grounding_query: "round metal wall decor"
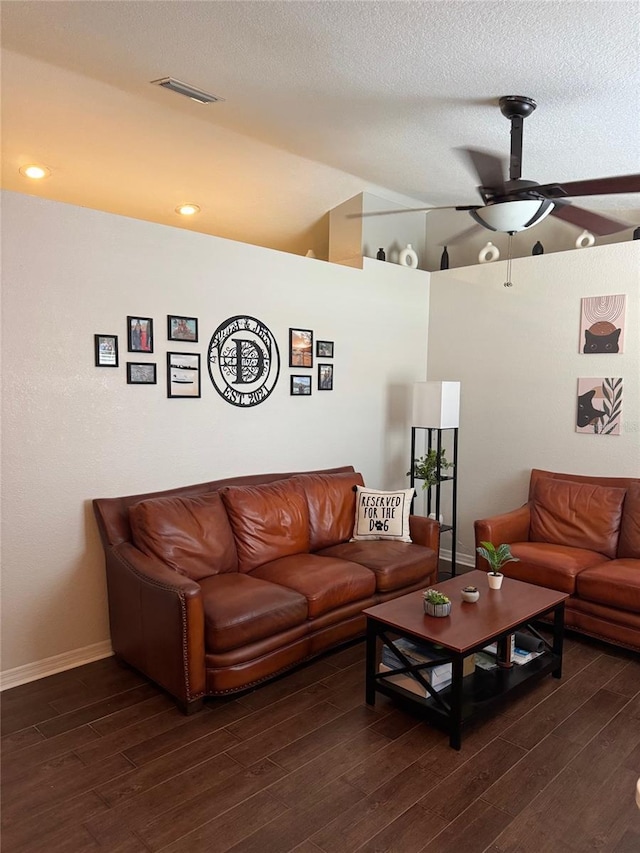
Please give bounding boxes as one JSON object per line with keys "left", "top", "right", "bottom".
{"left": 208, "top": 315, "right": 280, "bottom": 407}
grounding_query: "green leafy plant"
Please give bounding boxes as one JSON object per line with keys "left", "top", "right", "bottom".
{"left": 423, "top": 589, "right": 450, "bottom": 605}
{"left": 408, "top": 449, "right": 453, "bottom": 489}
{"left": 476, "top": 541, "right": 519, "bottom": 575}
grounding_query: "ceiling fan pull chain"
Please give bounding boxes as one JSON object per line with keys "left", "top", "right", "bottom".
{"left": 504, "top": 232, "right": 514, "bottom": 287}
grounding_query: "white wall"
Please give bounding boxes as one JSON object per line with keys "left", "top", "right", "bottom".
{"left": 1, "top": 191, "right": 430, "bottom": 677}
{"left": 427, "top": 241, "right": 640, "bottom": 566}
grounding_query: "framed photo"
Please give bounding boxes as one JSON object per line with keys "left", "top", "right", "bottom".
{"left": 289, "top": 328, "right": 313, "bottom": 368}
{"left": 290, "top": 375, "right": 312, "bottom": 396}
{"left": 127, "top": 316, "right": 154, "bottom": 353}
{"left": 316, "top": 340, "right": 334, "bottom": 358}
{"left": 127, "top": 362, "right": 157, "bottom": 385}
{"left": 318, "top": 363, "right": 334, "bottom": 391}
{"left": 167, "top": 351, "right": 201, "bottom": 398}
{"left": 94, "top": 334, "right": 119, "bottom": 367}
{"left": 168, "top": 314, "right": 198, "bottom": 343}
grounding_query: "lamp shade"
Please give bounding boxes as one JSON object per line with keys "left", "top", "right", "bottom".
{"left": 413, "top": 381, "right": 460, "bottom": 428}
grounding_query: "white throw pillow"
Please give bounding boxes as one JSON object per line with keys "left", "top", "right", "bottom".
{"left": 351, "top": 486, "right": 414, "bottom": 542}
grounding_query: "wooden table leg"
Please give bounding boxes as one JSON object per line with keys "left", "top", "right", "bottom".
{"left": 552, "top": 603, "right": 565, "bottom": 678}
{"left": 449, "top": 654, "right": 464, "bottom": 750}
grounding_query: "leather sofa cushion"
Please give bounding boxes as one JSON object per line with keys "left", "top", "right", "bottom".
{"left": 221, "top": 479, "right": 310, "bottom": 573}
{"left": 618, "top": 483, "right": 640, "bottom": 559}
{"left": 317, "top": 540, "right": 436, "bottom": 592}
{"left": 129, "top": 492, "right": 237, "bottom": 580}
{"left": 530, "top": 477, "right": 626, "bottom": 559}
{"left": 577, "top": 560, "right": 640, "bottom": 614}
{"left": 250, "top": 553, "right": 376, "bottom": 618}
{"left": 199, "top": 573, "right": 308, "bottom": 652}
{"left": 505, "top": 542, "right": 608, "bottom": 594}
{"left": 294, "top": 470, "right": 364, "bottom": 550}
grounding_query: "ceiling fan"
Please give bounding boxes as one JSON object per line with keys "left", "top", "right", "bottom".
{"left": 362, "top": 95, "right": 640, "bottom": 237}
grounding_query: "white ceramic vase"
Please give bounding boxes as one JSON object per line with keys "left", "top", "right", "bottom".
{"left": 487, "top": 573, "right": 504, "bottom": 590}
{"left": 575, "top": 230, "right": 595, "bottom": 248}
{"left": 479, "top": 241, "right": 500, "bottom": 263}
{"left": 399, "top": 243, "right": 419, "bottom": 268}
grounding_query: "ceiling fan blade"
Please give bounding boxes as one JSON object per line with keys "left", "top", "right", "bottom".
{"left": 550, "top": 202, "right": 633, "bottom": 235}
{"left": 458, "top": 148, "right": 507, "bottom": 195}
{"left": 440, "top": 223, "right": 484, "bottom": 246}
{"left": 347, "top": 205, "right": 478, "bottom": 219}
{"left": 504, "top": 173, "right": 640, "bottom": 200}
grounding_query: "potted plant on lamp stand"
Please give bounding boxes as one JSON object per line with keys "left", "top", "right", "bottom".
{"left": 476, "top": 541, "right": 519, "bottom": 589}
{"left": 408, "top": 449, "right": 453, "bottom": 523}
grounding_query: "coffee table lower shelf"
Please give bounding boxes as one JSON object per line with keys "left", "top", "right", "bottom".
{"left": 373, "top": 650, "right": 561, "bottom": 745}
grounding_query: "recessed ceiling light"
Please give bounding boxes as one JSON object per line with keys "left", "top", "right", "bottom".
{"left": 151, "top": 77, "right": 225, "bottom": 105}
{"left": 19, "top": 164, "right": 51, "bottom": 180}
{"left": 175, "top": 203, "right": 201, "bottom": 216}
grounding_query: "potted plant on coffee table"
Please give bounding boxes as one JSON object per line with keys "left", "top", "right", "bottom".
{"left": 476, "top": 541, "right": 519, "bottom": 589}
{"left": 423, "top": 589, "right": 452, "bottom": 617}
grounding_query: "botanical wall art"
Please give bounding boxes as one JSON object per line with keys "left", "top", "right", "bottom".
{"left": 208, "top": 315, "right": 280, "bottom": 407}
{"left": 127, "top": 316, "right": 154, "bottom": 353}
{"left": 167, "top": 352, "right": 201, "bottom": 398}
{"left": 94, "top": 334, "right": 118, "bottom": 367}
{"left": 579, "top": 294, "right": 625, "bottom": 354}
{"left": 576, "top": 377, "right": 622, "bottom": 435}
{"left": 289, "top": 328, "right": 313, "bottom": 367}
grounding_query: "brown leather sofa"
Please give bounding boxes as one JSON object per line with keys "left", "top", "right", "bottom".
{"left": 93, "top": 466, "right": 440, "bottom": 712}
{"left": 474, "top": 469, "right": 640, "bottom": 653}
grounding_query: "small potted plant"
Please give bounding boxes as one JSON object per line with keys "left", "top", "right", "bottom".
{"left": 461, "top": 585, "right": 480, "bottom": 603}
{"left": 423, "top": 589, "right": 451, "bottom": 617}
{"left": 476, "top": 541, "right": 519, "bottom": 589}
{"left": 408, "top": 449, "right": 453, "bottom": 490}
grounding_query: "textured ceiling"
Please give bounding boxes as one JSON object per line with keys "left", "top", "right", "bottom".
{"left": 1, "top": 0, "right": 639, "bottom": 256}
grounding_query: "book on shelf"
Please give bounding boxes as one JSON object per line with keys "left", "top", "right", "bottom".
{"left": 512, "top": 646, "right": 543, "bottom": 665}
{"left": 380, "top": 638, "right": 475, "bottom": 685}
{"left": 378, "top": 663, "right": 451, "bottom": 697}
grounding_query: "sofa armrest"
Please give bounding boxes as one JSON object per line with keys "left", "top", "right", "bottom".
{"left": 409, "top": 514, "right": 441, "bottom": 554}
{"left": 474, "top": 504, "right": 531, "bottom": 570}
{"left": 104, "top": 542, "right": 206, "bottom": 710}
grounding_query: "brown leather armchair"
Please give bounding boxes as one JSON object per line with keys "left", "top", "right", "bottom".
{"left": 475, "top": 469, "right": 640, "bottom": 652}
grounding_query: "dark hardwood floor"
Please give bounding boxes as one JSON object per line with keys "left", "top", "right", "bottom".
{"left": 2, "top": 632, "right": 640, "bottom": 853}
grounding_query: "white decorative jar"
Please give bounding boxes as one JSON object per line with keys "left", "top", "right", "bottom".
{"left": 461, "top": 586, "right": 480, "bottom": 603}
{"left": 399, "top": 243, "right": 419, "bottom": 268}
{"left": 575, "top": 230, "right": 595, "bottom": 248}
{"left": 479, "top": 241, "right": 500, "bottom": 263}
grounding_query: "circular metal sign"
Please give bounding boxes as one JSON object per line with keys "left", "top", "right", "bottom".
{"left": 208, "top": 315, "right": 280, "bottom": 407}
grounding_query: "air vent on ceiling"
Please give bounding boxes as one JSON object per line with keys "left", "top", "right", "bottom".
{"left": 151, "top": 77, "right": 225, "bottom": 105}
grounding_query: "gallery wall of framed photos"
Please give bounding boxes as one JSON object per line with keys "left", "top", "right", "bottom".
{"left": 95, "top": 315, "right": 338, "bottom": 399}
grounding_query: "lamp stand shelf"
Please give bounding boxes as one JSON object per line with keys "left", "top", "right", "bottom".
{"left": 410, "top": 426, "right": 458, "bottom": 578}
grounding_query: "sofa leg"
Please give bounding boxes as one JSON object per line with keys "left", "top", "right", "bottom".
{"left": 178, "top": 697, "right": 204, "bottom": 715}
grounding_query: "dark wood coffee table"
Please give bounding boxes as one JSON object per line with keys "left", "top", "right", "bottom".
{"left": 364, "top": 570, "right": 569, "bottom": 749}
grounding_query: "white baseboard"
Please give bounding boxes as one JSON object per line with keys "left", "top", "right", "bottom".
{"left": 0, "top": 640, "right": 113, "bottom": 691}
{"left": 440, "top": 549, "right": 475, "bottom": 570}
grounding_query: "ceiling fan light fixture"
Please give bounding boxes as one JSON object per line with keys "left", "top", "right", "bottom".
{"left": 469, "top": 199, "right": 554, "bottom": 233}
{"left": 151, "top": 77, "right": 225, "bottom": 105}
